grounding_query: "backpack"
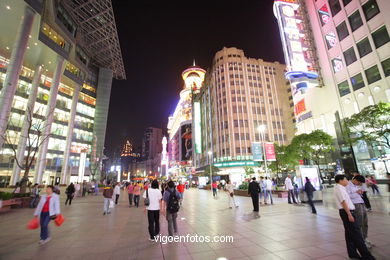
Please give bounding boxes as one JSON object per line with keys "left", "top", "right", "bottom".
{"left": 167, "top": 189, "right": 180, "bottom": 213}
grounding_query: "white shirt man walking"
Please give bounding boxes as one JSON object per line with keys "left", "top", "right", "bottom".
{"left": 284, "top": 174, "right": 297, "bottom": 204}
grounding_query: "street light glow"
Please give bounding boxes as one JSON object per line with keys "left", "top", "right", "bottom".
{"left": 257, "top": 124, "right": 266, "bottom": 132}
{"left": 208, "top": 150, "right": 212, "bottom": 155}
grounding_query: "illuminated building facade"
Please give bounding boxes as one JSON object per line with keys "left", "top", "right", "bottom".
{"left": 167, "top": 63, "right": 205, "bottom": 175}
{"left": 274, "top": 0, "right": 390, "bottom": 178}
{"left": 0, "top": 0, "right": 125, "bottom": 186}
{"left": 192, "top": 47, "right": 295, "bottom": 184}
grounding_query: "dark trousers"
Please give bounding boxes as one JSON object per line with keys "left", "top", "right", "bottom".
{"left": 371, "top": 185, "right": 380, "bottom": 195}
{"left": 65, "top": 194, "right": 73, "bottom": 205}
{"left": 40, "top": 212, "right": 51, "bottom": 240}
{"left": 134, "top": 195, "right": 140, "bottom": 207}
{"left": 147, "top": 210, "right": 160, "bottom": 239}
{"left": 362, "top": 192, "right": 371, "bottom": 210}
{"left": 306, "top": 193, "right": 316, "bottom": 213}
{"left": 30, "top": 196, "right": 39, "bottom": 208}
{"left": 212, "top": 188, "right": 217, "bottom": 197}
{"left": 288, "top": 190, "right": 297, "bottom": 204}
{"left": 115, "top": 194, "right": 119, "bottom": 204}
{"left": 128, "top": 193, "right": 133, "bottom": 206}
{"left": 82, "top": 188, "right": 86, "bottom": 196}
{"left": 339, "top": 209, "right": 375, "bottom": 260}
{"left": 250, "top": 193, "right": 259, "bottom": 212}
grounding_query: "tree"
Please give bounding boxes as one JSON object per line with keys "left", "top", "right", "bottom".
{"left": 268, "top": 143, "right": 299, "bottom": 173}
{"left": 243, "top": 166, "right": 255, "bottom": 177}
{"left": 0, "top": 107, "right": 53, "bottom": 193}
{"left": 344, "top": 102, "right": 390, "bottom": 149}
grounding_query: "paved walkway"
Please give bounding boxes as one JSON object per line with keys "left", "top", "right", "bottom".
{"left": 0, "top": 187, "right": 389, "bottom": 260}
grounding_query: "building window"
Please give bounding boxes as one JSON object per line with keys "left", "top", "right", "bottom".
{"left": 318, "top": 5, "right": 331, "bottom": 26}
{"left": 372, "top": 26, "right": 390, "bottom": 48}
{"left": 336, "top": 22, "right": 349, "bottom": 41}
{"left": 332, "top": 57, "right": 343, "bottom": 72}
{"left": 338, "top": 80, "right": 350, "bottom": 96}
{"left": 342, "top": 0, "right": 352, "bottom": 6}
{"left": 365, "top": 65, "right": 381, "bottom": 84}
{"left": 356, "top": 38, "right": 372, "bottom": 58}
{"left": 350, "top": 73, "right": 365, "bottom": 91}
{"left": 343, "top": 47, "right": 357, "bottom": 66}
{"left": 348, "top": 11, "right": 363, "bottom": 32}
{"left": 325, "top": 32, "right": 337, "bottom": 49}
{"left": 328, "top": 0, "right": 342, "bottom": 16}
{"left": 362, "top": 0, "right": 380, "bottom": 21}
{"left": 381, "top": 57, "right": 390, "bottom": 77}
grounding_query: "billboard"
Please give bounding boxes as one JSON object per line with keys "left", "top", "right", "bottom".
{"left": 194, "top": 101, "right": 202, "bottom": 154}
{"left": 252, "top": 142, "right": 263, "bottom": 161}
{"left": 181, "top": 123, "right": 192, "bottom": 161}
{"left": 265, "top": 143, "right": 276, "bottom": 161}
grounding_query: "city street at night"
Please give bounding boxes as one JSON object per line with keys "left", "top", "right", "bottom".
{"left": 1, "top": 188, "right": 389, "bottom": 260}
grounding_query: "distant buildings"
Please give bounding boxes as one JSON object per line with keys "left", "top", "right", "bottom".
{"left": 142, "top": 127, "right": 162, "bottom": 160}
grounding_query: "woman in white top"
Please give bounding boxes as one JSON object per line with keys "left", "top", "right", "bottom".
{"left": 143, "top": 180, "right": 162, "bottom": 241}
{"left": 225, "top": 180, "right": 238, "bottom": 209}
{"left": 113, "top": 183, "right": 121, "bottom": 205}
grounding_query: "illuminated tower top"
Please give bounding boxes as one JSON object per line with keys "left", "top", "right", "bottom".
{"left": 120, "top": 140, "right": 133, "bottom": 157}
{"left": 181, "top": 62, "right": 206, "bottom": 94}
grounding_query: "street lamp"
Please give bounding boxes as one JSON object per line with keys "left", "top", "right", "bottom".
{"left": 257, "top": 125, "right": 268, "bottom": 177}
{"left": 208, "top": 151, "right": 213, "bottom": 187}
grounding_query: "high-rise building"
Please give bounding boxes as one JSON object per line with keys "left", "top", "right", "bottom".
{"left": 274, "top": 0, "right": 390, "bottom": 178}
{"left": 167, "top": 63, "right": 205, "bottom": 176}
{"left": 0, "top": 0, "right": 125, "bottom": 186}
{"left": 142, "top": 127, "right": 162, "bottom": 160}
{"left": 192, "top": 47, "right": 295, "bottom": 183}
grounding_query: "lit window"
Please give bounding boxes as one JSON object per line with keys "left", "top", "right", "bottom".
{"left": 371, "top": 26, "right": 390, "bottom": 48}
{"left": 350, "top": 73, "right": 365, "bottom": 91}
{"left": 365, "top": 65, "right": 381, "bottom": 84}
{"left": 362, "top": 0, "right": 380, "bottom": 21}
{"left": 356, "top": 38, "right": 372, "bottom": 58}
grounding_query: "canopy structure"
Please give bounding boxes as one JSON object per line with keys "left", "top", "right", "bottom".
{"left": 62, "top": 0, "right": 126, "bottom": 79}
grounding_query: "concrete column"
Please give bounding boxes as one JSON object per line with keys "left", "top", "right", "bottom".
{"left": 60, "top": 84, "right": 81, "bottom": 184}
{"left": 34, "top": 55, "right": 65, "bottom": 184}
{"left": 0, "top": 6, "right": 36, "bottom": 148}
{"left": 10, "top": 65, "right": 43, "bottom": 185}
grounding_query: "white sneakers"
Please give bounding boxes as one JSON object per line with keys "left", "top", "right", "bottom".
{"left": 39, "top": 237, "right": 51, "bottom": 245}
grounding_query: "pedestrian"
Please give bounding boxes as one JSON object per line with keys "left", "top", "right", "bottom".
{"left": 102, "top": 181, "right": 113, "bottom": 215}
{"left": 265, "top": 177, "right": 273, "bottom": 205}
{"left": 220, "top": 179, "right": 226, "bottom": 190}
{"left": 33, "top": 185, "right": 61, "bottom": 245}
{"left": 212, "top": 181, "right": 218, "bottom": 198}
{"left": 114, "top": 182, "right": 121, "bottom": 205}
{"left": 13, "top": 182, "right": 21, "bottom": 194}
{"left": 334, "top": 175, "right": 376, "bottom": 260}
{"left": 259, "top": 177, "right": 267, "bottom": 204}
{"left": 225, "top": 180, "right": 238, "bottom": 208}
{"left": 285, "top": 174, "right": 297, "bottom": 204}
{"left": 368, "top": 175, "right": 380, "bottom": 195}
{"left": 347, "top": 175, "right": 374, "bottom": 248}
{"left": 75, "top": 182, "right": 80, "bottom": 197}
{"left": 304, "top": 177, "right": 317, "bottom": 214}
{"left": 65, "top": 183, "right": 75, "bottom": 206}
{"left": 177, "top": 182, "right": 185, "bottom": 204}
{"left": 133, "top": 182, "right": 141, "bottom": 207}
{"left": 162, "top": 180, "right": 180, "bottom": 236}
{"left": 248, "top": 177, "right": 261, "bottom": 218}
{"left": 354, "top": 172, "right": 372, "bottom": 211}
{"left": 94, "top": 181, "right": 99, "bottom": 196}
{"left": 143, "top": 180, "right": 162, "bottom": 241}
{"left": 127, "top": 182, "right": 135, "bottom": 207}
{"left": 30, "top": 183, "right": 40, "bottom": 208}
{"left": 82, "top": 181, "right": 87, "bottom": 197}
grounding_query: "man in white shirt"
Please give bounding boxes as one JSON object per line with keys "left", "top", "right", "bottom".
{"left": 143, "top": 180, "right": 162, "bottom": 241}
{"left": 284, "top": 175, "right": 297, "bottom": 204}
{"left": 265, "top": 177, "right": 273, "bottom": 205}
{"left": 334, "top": 175, "right": 375, "bottom": 260}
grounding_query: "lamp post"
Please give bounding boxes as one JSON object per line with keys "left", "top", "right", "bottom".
{"left": 208, "top": 151, "right": 213, "bottom": 187}
{"left": 257, "top": 125, "right": 268, "bottom": 177}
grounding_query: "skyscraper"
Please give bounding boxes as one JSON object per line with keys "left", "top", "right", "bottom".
{"left": 142, "top": 127, "right": 163, "bottom": 160}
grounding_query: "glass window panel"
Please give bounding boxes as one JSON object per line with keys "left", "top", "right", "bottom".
{"left": 343, "top": 47, "right": 357, "bottom": 66}
{"left": 381, "top": 57, "right": 390, "bottom": 77}
{"left": 348, "top": 11, "right": 363, "bottom": 32}
{"left": 336, "top": 22, "right": 349, "bottom": 41}
{"left": 365, "top": 65, "right": 381, "bottom": 84}
{"left": 328, "top": 0, "right": 342, "bottom": 16}
{"left": 338, "top": 80, "right": 350, "bottom": 97}
{"left": 362, "top": 0, "right": 380, "bottom": 21}
{"left": 357, "top": 38, "right": 372, "bottom": 58}
{"left": 372, "top": 26, "right": 390, "bottom": 48}
{"left": 350, "top": 73, "right": 365, "bottom": 91}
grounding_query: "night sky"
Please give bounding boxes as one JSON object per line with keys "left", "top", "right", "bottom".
{"left": 105, "top": 0, "right": 285, "bottom": 157}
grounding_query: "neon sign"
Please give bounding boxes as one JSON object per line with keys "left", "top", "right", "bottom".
{"left": 194, "top": 102, "right": 202, "bottom": 154}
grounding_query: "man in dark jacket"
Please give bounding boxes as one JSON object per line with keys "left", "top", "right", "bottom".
{"left": 248, "top": 177, "right": 261, "bottom": 217}
{"left": 103, "top": 181, "right": 113, "bottom": 215}
{"left": 304, "top": 177, "right": 317, "bottom": 214}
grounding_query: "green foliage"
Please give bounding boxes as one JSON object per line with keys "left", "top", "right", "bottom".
{"left": 344, "top": 102, "right": 390, "bottom": 149}
{"left": 244, "top": 166, "right": 255, "bottom": 176}
{"left": 0, "top": 192, "right": 30, "bottom": 200}
{"left": 268, "top": 143, "right": 299, "bottom": 173}
{"left": 238, "top": 181, "right": 249, "bottom": 190}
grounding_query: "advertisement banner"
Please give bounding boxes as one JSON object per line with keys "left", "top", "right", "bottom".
{"left": 265, "top": 143, "right": 276, "bottom": 161}
{"left": 252, "top": 142, "right": 263, "bottom": 161}
{"left": 181, "top": 123, "right": 192, "bottom": 161}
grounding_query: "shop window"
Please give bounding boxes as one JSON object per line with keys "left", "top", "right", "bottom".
{"left": 328, "top": 0, "right": 342, "bottom": 16}
{"left": 348, "top": 11, "right": 363, "bottom": 32}
{"left": 365, "top": 65, "right": 381, "bottom": 84}
{"left": 342, "top": 0, "right": 352, "bottom": 6}
{"left": 381, "top": 57, "right": 390, "bottom": 77}
{"left": 372, "top": 26, "right": 390, "bottom": 48}
{"left": 350, "top": 73, "right": 365, "bottom": 91}
{"left": 337, "top": 80, "right": 351, "bottom": 97}
{"left": 356, "top": 38, "right": 372, "bottom": 58}
{"left": 336, "top": 22, "right": 349, "bottom": 41}
{"left": 362, "top": 0, "right": 380, "bottom": 21}
{"left": 343, "top": 47, "right": 357, "bottom": 66}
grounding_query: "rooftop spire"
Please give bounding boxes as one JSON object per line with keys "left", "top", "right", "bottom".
{"left": 193, "top": 59, "right": 196, "bottom": 66}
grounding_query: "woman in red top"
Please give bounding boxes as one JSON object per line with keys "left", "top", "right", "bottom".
{"left": 212, "top": 181, "right": 218, "bottom": 198}
{"left": 177, "top": 183, "right": 185, "bottom": 203}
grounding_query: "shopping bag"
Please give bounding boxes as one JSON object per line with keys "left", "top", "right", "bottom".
{"left": 27, "top": 217, "right": 39, "bottom": 229}
{"left": 54, "top": 214, "right": 65, "bottom": 227}
{"left": 109, "top": 199, "right": 115, "bottom": 209}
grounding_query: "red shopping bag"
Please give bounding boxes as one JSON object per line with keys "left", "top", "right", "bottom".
{"left": 54, "top": 214, "right": 65, "bottom": 226}
{"left": 27, "top": 217, "right": 39, "bottom": 229}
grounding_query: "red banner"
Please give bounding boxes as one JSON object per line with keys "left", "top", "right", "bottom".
{"left": 265, "top": 143, "right": 276, "bottom": 161}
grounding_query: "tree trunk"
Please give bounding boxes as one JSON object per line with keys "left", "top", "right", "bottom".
{"left": 19, "top": 168, "right": 30, "bottom": 194}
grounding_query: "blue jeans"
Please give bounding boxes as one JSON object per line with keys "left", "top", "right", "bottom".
{"left": 30, "top": 196, "right": 39, "bottom": 208}
{"left": 40, "top": 212, "right": 51, "bottom": 240}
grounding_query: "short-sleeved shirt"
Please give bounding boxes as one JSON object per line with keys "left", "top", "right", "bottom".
{"left": 143, "top": 188, "right": 162, "bottom": 210}
{"left": 334, "top": 184, "right": 355, "bottom": 210}
{"left": 346, "top": 181, "right": 364, "bottom": 204}
{"left": 285, "top": 177, "right": 293, "bottom": 190}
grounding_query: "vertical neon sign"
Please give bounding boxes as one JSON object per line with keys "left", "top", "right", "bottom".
{"left": 194, "top": 101, "right": 202, "bottom": 154}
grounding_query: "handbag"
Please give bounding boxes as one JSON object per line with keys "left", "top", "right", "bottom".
{"left": 54, "top": 214, "right": 65, "bottom": 226}
{"left": 109, "top": 199, "right": 115, "bottom": 209}
{"left": 144, "top": 190, "right": 150, "bottom": 206}
{"left": 27, "top": 217, "right": 39, "bottom": 229}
